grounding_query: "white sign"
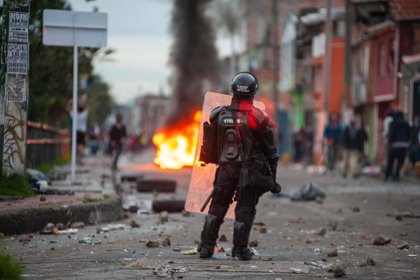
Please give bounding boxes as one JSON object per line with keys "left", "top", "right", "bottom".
{"left": 8, "top": 11, "right": 29, "bottom": 43}
{"left": 43, "top": 9, "right": 107, "bottom": 48}
{"left": 6, "top": 74, "right": 27, "bottom": 102}
{"left": 6, "top": 43, "right": 28, "bottom": 74}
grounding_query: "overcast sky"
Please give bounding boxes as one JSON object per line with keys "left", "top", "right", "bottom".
{"left": 67, "top": 0, "right": 232, "bottom": 104}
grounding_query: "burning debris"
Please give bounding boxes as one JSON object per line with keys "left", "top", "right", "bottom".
{"left": 153, "top": 0, "right": 220, "bottom": 169}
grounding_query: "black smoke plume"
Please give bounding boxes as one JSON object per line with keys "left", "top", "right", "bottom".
{"left": 167, "top": 0, "right": 220, "bottom": 125}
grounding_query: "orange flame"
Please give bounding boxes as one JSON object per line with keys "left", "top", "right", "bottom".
{"left": 152, "top": 111, "right": 202, "bottom": 169}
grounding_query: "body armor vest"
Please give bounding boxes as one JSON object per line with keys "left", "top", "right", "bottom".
{"left": 217, "top": 106, "right": 256, "bottom": 164}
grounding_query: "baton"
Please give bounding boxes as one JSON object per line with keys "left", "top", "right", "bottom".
{"left": 200, "top": 188, "right": 215, "bottom": 212}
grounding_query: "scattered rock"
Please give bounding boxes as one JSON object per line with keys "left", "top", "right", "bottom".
{"left": 128, "top": 205, "right": 138, "bottom": 213}
{"left": 333, "top": 266, "right": 346, "bottom": 277}
{"left": 146, "top": 240, "right": 160, "bottom": 248}
{"left": 400, "top": 232, "right": 408, "bottom": 237}
{"left": 70, "top": 222, "right": 85, "bottom": 229}
{"left": 305, "top": 239, "right": 313, "bottom": 244}
{"left": 253, "top": 222, "right": 265, "bottom": 227}
{"left": 395, "top": 215, "right": 403, "bottom": 221}
{"left": 182, "top": 210, "right": 191, "bottom": 217}
{"left": 352, "top": 206, "right": 360, "bottom": 213}
{"left": 311, "top": 227, "right": 327, "bottom": 236}
{"left": 397, "top": 242, "right": 409, "bottom": 250}
{"left": 373, "top": 236, "right": 391, "bottom": 246}
{"left": 360, "top": 257, "right": 376, "bottom": 267}
{"left": 130, "top": 220, "right": 140, "bottom": 228}
{"left": 327, "top": 248, "right": 338, "bottom": 257}
{"left": 219, "top": 234, "right": 228, "bottom": 242}
{"left": 96, "top": 227, "right": 102, "bottom": 234}
{"left": 159, "top": 211, "right": 169, "bottom": 223}
{"left": 328, "top": 220, "right": 338, "bottom": 231}
{"left": 328, "top": 266, "right": 346, "bottom": 277}
{"left": 162, "top": 237, "right": 171, "bottom": 247}
{"left": 259, "top": 227, "right": 267, "bottom": 234}
{"left": 79, "top": 237, "right": 92, "bottom": 244}
{"left": 39, "top": 196, "right": 46, "bottom": 202}
{"left": 51, "top": 247, "right": 55, "bottom": 251}
{"left": 249, "top": 240, "right": 259, "bottom": 247}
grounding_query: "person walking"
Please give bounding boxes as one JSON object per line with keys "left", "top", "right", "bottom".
{"left": 109, "top": 113, "right": 127, "bottom": 171}
{"left": 342, "top": 119, "right": 367, "bottom": 178}
{"left": 322, "top": 113, "right": 344, "bottom": 175}
{"left": 385, "top": 111, "right": 410, "bottom": 182}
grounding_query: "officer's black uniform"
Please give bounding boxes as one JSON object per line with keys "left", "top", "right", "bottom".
{"left": 198, "top": 72, "right": 280, "bottom": 260}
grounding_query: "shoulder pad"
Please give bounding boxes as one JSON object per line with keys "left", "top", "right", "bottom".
{"left": 250, "top": 107, "right": 271, "bottom": 128}
{"left": 209, "top": 106, "right": 224, "bottom": 123}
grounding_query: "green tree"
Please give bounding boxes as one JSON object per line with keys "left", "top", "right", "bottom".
{"left": 86, "top": 74, "right": 115, "bottom": 126}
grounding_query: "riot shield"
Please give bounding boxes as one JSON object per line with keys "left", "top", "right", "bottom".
{"left": 185, "top": 92, "right": 266, "bottom": 219}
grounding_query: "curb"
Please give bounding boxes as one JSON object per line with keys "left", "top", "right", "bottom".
{"left": 0, "top": 195, "right": 122, "bottom": 235}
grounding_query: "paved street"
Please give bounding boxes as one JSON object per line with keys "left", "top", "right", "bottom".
{"left": 1, "top": 151, "right": 420, "bottom": 279}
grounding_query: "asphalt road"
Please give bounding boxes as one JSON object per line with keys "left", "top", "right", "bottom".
{"left": 2, "top": 154, "right": 420, "bottom": 279}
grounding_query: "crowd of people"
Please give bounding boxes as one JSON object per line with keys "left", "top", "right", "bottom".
{"left": 292, "top": 111, "right": 420, "bottom": 181}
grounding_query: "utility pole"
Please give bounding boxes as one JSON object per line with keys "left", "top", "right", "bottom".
{"left": 0, "top": 0, "right": 30, "bottom": 175}
{"left": 272, "top": 0, "right": 280, "bottom": 119}
{"left": 344, "top": 0, "right": 352, "bottom": 109}
{"left": 323, "top": 0, "right": 332, "bottom": 114}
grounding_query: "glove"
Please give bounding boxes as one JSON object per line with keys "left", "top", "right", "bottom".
{"left": 270, "top": 182, "right": 282, "bottom": 194}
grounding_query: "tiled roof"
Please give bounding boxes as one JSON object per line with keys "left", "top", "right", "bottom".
{"left": 389, "top": 0, "right": 420, "bottom": 21}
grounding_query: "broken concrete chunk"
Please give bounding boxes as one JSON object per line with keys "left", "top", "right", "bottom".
{"left": 146, "top": 240, "right": 160, "bottom": 248}
{"left": 397, "top": 242, "right": 409, "bottom": 250}
{"left": 249, "top": 240, "right": 259, "bottom": 247}
{"left": 162, "top": 237, "right": 171, "bottom": 247}
{"left": 360, "top": 257, "right": 376, "bottom": 267}
{"left": 373, "top": 236, "right": 392, "bottom": 246}
{"left": 130, "top": 220, "right": 140, "bottom": 228}
{"left": 159, "top": 211, "right": 169, "bottom": 223}
{"left": 328, "top": 266, "right": 346, "bottom": 277}
{"left": 327, "top": 248, "right": 338, "bottom": 257}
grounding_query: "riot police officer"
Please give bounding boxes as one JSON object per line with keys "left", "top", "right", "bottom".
{"left": 198, "top": 72, "right": 281, "bottom": 260}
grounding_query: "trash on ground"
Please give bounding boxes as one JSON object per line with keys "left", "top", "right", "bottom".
{"left": 309, "top": 227, "right": 327, "bottom": 236}
{"left": 70, "top": 222, "right": 85, "bottom": 228}
{"left": 290, "top": 267, "right": 304, "bottom": 274}
{"left": 58, "top": 229, "right": 78, "bottom": 235}
{"left": 181, "top": 248, "right": 198, "bottom": 255}
{"left": 290, "top": 182, "right": 326, "bottom": 201}
{"left": 397, "top": 242, "right": 409, "bottom": 250}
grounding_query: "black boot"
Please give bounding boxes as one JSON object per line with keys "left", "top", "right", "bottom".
{"left": 198, "top": 214, "right": 223, "bottom": 258}
{"left": 232, "top": 221, "right": 254, "bottom": 260}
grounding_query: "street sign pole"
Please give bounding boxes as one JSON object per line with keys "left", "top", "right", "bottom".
{"left": 43, "top": 9, "right": 107, "bottom": 184}
{"left": 70, "top": 45, "right": 78, "bottom": 183}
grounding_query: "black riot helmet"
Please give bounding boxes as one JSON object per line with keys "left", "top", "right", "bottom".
{"left": 230, "top": 72, "right": 259, "bottom": 99}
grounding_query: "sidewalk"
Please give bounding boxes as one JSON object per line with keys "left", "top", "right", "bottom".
{"left": 0, "top": 155, "right": 122, "bottom": 235}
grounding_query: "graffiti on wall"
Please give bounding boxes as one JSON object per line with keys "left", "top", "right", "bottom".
{"left": 2, "top": 101, "right": 26, "bottom": 173}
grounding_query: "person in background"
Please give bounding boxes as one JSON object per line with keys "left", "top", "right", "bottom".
{"left": 409, "top": 116, "right": 420, "bottom": 170}
{"left": 383, "top": 109, "right": 394, "bottom": 166}
{"left": 67, "top": 99, "right": 89, "bottom": 165}
{"left": 303, "top": 122, "right": 314, "bottom": 164}
{"left": 109, "top": 113, "right": 127, "bottom": 171}
{"left": 322, "top": 113, "right": 344, "bottom": 175}
{"left": 292, "top": 127, "right": 304, "bottom": 163}
{"left": 88, "top": 123, "right": 100, "bottom": 156}
{"left": 342, "top": 118, "right": 367, "bottom": 178}
{"left": 385, "top": 111, "right": 410, "bottom": 182}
